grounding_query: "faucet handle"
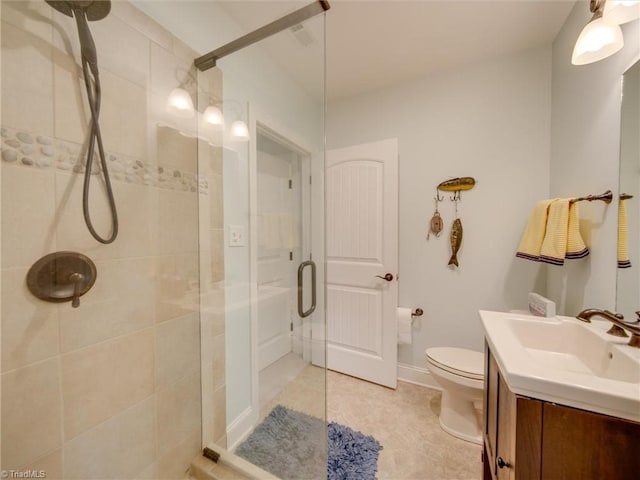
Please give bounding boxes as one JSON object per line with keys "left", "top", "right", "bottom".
{"left": 604, "top": 310, "right": 624, "bottom": 320}
{"left": 606, "top": 324, "right": 629, "bottom": 338}
{"left": 600, "top": 310, "right": 628, "bottom": 337}
{"left": 69, "top": 272, "right": 85, "bottom": 308}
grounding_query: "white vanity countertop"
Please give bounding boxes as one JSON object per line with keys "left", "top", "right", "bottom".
{"left": 479, "top": 310, "right": 640, "bottom": 423}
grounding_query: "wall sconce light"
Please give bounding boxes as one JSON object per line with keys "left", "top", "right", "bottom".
{"left": 203, "top": 105, "right": 224, "bottom": 127}
{"left": 166, "top": 75, "right": 249, "bottom": 141}
{"left": 572, "top": 0, "right": 626, "bottom": 65}
{"left": 604, "top": 0, "right": 640, "bottom": 24}
{"left": 202, "top": 103, "right": 249, "bottom": 141}
{"left": 167, "top": 87, "right": 195, "bottom": 118}
{"left": 222, "top": 100, "right": 250, "bottom": 142}
{"left": 230, "top": 120, "right": 250, "bottom": 142}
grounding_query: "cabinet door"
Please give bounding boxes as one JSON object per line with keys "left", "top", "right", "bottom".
{"left": 515, "top": 397, "right": 542, "bottom": 479}
{"left": 541, "top": 403, "right": 640, "bottom": 479}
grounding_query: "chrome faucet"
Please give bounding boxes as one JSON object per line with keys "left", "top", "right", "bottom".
{"left": 576, "top": 309, "right": 640, "bottom": 348}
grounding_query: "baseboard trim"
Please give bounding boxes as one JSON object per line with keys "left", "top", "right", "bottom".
{"left": 226, "top": 406, "right": 256, "bottom": 451}
{"left": 397, "top": 362, "right": 441, "bottom": 391}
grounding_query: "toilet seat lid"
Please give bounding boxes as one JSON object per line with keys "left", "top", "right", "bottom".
{"left": 425, "top": 347, "right": 484, "bottom": 380}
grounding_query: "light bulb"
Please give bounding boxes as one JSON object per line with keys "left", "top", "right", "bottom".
{"left": 203, "top": 105, "right": 224, "bottom": 126}
{"left": 230, "top": 120, "right": 250, "bottom": 141}
{"left": 167, "top": 88, "right": 194, "bottom": 118}
{"left": 604, "top": 0, "right": 640, "bottom": 24}
{"left": 572, "top": 17, "right": 624, "bottom": 65}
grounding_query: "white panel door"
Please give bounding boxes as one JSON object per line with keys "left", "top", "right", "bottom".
{"left": 256, "top": 149, "right": 301, "bottom": 370}
{"left": 326, "top": 138, "right": 398, "bottom": 388}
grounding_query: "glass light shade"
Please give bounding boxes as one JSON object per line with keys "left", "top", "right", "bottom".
{"left": 166, "top": 88, "right": 194, "bottom": 118}
{"left": 203, "top": 105, "right": 224, "bottom": 126}
{"left": 604, "top": 0, "right": 640, "bottom": 24}
{"left": 572, "top": 17, "right": 624, "bottom": 65}
{"left": 230, "top": 120, "right": 250, "bottom": 141}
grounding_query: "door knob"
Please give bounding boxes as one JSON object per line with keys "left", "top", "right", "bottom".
{"left": 375, "top": 273, "right": 394, "bottom": 281}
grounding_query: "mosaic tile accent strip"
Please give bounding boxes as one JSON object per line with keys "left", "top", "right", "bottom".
{"left": 1, "top": 126, "right": 209, "bottom": 194}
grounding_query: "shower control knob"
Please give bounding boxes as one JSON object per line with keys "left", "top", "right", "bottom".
{"left": 69, "top": 272, "right": 85, "bottom": 308}
{"left": 375, "top": 273, "right": 394, "bottom": 282}
{"left": 26, "top": 251, "right": 97, "bottom": 308}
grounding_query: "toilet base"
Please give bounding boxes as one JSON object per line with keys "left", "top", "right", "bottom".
{"left": 438, "top": 390, "right": 482, "bottom": 445}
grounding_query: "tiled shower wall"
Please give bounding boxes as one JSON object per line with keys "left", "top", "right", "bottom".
{"left": 0, "top": 1, "right": 225, "bottom": 478}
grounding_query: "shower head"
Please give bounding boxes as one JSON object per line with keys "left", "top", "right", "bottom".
{"left": 45, "top": 1, "right": 111, "bottom": 21}
{"left": 45, "top": 0, "right": 110, "bottom": 76}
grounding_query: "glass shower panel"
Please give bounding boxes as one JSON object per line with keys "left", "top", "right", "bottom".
{"left": 197, "top": 4, "right": 327, "bottom": 478}
{"left": 1, "top": 1, "right": 202, "bottom": 478}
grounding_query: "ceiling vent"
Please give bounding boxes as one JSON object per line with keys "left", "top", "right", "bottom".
{"left": 290, "top": 23, "right": 315, "bottom": 47}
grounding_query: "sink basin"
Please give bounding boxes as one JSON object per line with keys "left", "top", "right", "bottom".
{"left": 506, "top": 317, "right": 639, "bottom": 383}
{"left": 480, "top": 310, "right": 640, "bottom": 422}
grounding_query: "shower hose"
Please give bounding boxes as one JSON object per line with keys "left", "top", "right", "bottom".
{"left": 76, "top": 14, "right": 118, "bottom": 244}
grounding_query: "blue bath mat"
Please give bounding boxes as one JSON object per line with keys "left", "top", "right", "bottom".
{"left": 327, "top": 420, "right": 382, "bottom": 480}
{"left": 235, "top": 405, "right": 382, "bottom": 480}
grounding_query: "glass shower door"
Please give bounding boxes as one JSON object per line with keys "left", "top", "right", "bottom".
{"left": 195, "top": 3, "right": 327, "bottom": 479}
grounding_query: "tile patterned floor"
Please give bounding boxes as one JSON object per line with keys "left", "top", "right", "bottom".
{"left": 328, "top": 370, "right": 482, "bottom": 480}
{"left": 260, "top": 363, "right": 482, "bottom": 480}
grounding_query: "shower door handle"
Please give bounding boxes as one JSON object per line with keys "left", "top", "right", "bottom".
{"left": 297, "top": 260, "right": 317, "bottom": 318}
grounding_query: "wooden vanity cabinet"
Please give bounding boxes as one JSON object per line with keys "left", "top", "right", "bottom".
{"left": 482, "top": 344, "right": 640, "bottom": 480}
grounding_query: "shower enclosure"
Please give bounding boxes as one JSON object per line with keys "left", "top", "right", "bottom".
{"left": 0, "top": 1, "right": 327, "bottom": 478}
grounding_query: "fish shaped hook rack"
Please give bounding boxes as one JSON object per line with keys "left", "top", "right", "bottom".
{"left": 431, "top": 177, "right": 476, "bottom": 268}
{"left": 438, "top": 177, "right": 476, "bottom": 201}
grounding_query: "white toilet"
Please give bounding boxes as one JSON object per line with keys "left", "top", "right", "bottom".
{"left": 425, "top": 347, "right": 484, "bottom": 444}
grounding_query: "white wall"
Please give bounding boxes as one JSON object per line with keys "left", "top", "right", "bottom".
{"left": 327, "top": 47, "right": 552, "bottom": 366}
{"left": 548, "top": 3, "right": 640, "bottom": 315}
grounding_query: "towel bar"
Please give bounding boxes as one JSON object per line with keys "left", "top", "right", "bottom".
{"left": 569, "top": 190, "right": 613, "bottom": 205}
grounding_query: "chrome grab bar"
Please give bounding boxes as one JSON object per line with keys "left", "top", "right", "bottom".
{"left": 297, "top": 260, "right": 317, "bottom": 318}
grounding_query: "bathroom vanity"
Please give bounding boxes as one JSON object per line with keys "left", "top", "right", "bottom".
{"left": 480, "top": 311, "right": 640, "bottom": 480}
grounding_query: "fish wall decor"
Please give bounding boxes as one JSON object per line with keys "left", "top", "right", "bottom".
{"left": 427, "top": 193, "right": 444, "bottom": 240}
{"left": 448, "top": 218, "right": 463, "bottom": 267}
{"left": 433, "top": 176, "right": 475, "bottom": 267}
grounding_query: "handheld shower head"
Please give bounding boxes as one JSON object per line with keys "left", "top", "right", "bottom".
{"left": 46, "top": 0, "right": 110, "bottom": 76}
{"left": 45, "top": 1, "right": 111, "bottom": 21}
{"left": 44, "top": 0, "right": 119, "bottom": 244}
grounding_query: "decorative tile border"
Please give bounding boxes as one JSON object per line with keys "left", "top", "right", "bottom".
{"left": 1, "top": 126, "right": 209, "bottom": 194}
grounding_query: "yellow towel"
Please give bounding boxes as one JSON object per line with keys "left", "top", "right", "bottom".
{"left": 566, "top": 202, "right": 589, "bottom": 259}
{"left": 618, "top": 199, "right": 631, "bottom": 268}
{"left": 540, "top": 199, "right": 569, "bottom": 265}
{"left": 516, "top": 199, "right": 555, "bottom": 261}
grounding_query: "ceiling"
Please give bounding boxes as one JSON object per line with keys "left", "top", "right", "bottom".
{"left": 218, "top": 0, "right": 576, "bottom": 102}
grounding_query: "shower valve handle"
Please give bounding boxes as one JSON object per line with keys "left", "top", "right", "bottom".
{"left": 69, "top": 272, "right": 85, "bottom": 308}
